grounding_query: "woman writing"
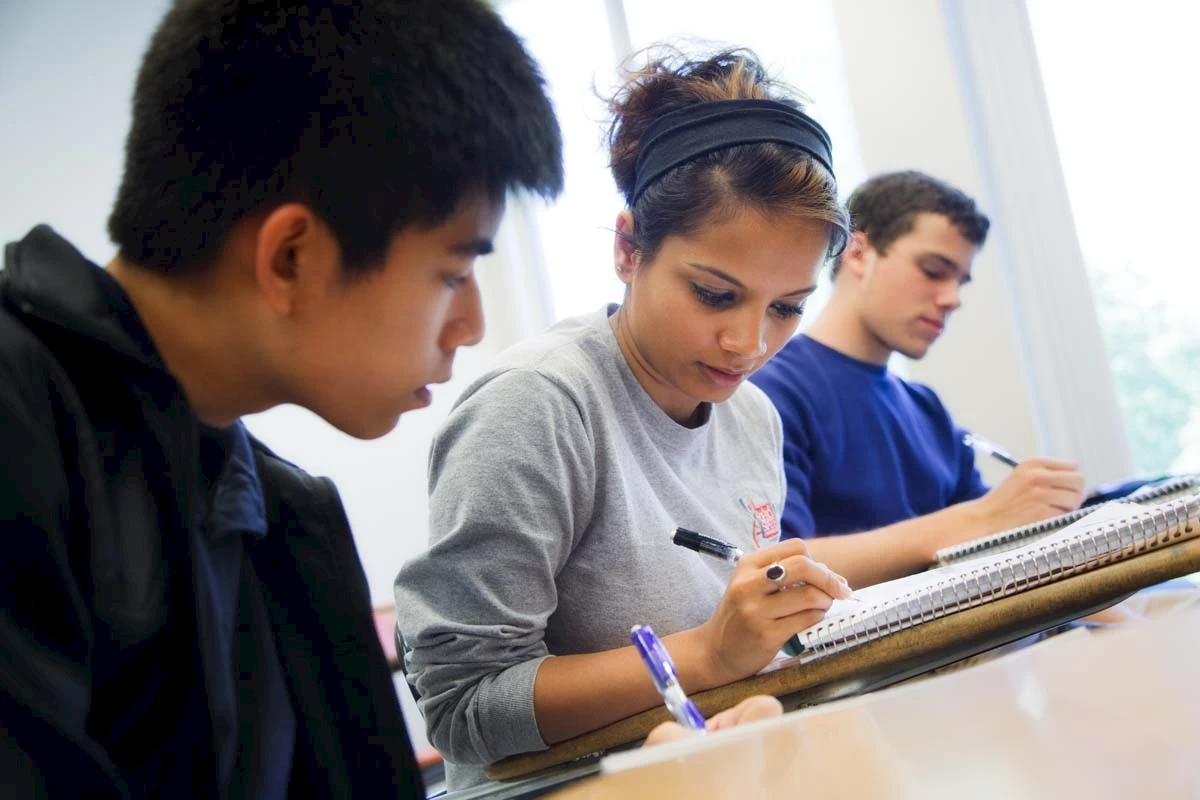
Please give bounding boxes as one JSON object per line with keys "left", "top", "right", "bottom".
{"left": 396, "top": 48, "right": 851, "bottom": 788}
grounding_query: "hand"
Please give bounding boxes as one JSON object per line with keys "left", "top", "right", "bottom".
{"left": 691, "top": 538, "right": 851, "bottom": 686}
{"left": 966, "top": 457, "right": 1086, "bottom": 535}
{"left": 643, "top": 695, "right": 784, "bottom": 746}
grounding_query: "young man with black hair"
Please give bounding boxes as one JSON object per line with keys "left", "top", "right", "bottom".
{"left": 0, "top": 1, "right": 562, "bottom": 796}
{"left": 751, "top": 171, "right": 1087, "bottom": 588}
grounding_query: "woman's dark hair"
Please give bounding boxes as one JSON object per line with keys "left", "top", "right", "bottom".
{"left": 606, "top": 47, "right": 848, "bottom": 263}
{"left": 108, "top": 0, "right": 563, "bottom": 277}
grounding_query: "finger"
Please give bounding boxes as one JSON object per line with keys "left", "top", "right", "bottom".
{"left": 769, "top": 607, "right": 829, "bottom": 638}
{"left": 760, "top": 583, "right": 836, "bottom": 621}
{"left": 707, "top": 695, "right": 783, "bottom": 732}
{"left": 644, "top": 721, "right": 690, "bottom": 747}
{"left": 1022, "top": 457, "right": 1080, "bottom": 472}
{"left": 1044, "top": 488, "right": 1085, "bottom": 513}
{"left": 739, "top": 537, "right": 809, "bottom": 568}
{"left": 767, "top": 555, "right": 851, "bottom": 599}
{"left": 1033, "top": 468, "right": 1087, "bottom": 493}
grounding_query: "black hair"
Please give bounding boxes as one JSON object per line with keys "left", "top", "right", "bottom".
{"left": 108, "top": 0, "right": 563, "bottom": 276}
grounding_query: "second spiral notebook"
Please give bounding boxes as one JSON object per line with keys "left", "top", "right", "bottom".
{"left": 767, "top": 493, "right": 1200, "bottom": 669}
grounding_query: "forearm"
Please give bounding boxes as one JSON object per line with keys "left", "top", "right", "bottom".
{"left": 805, "top": 501, "right": 986, "bottom": 588}
{"left": 532, "top": 627, "right": 719, "bottom": 745}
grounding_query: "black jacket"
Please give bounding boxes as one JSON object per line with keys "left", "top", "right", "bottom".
{"left": 0, "top": 227, "right": 421, "bottom": 797}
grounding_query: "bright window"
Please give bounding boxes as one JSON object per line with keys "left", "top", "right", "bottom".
{"left": 1028, "top": 0, "right": 1200, "bottom": 474}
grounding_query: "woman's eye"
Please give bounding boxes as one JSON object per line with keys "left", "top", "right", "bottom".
{"left": 691, "top": 283, "right": 735, "bottom": 307}
{"left": 770, "top": 301, "right": 806, "bottom": 320}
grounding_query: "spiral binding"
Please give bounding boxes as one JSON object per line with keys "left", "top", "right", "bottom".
{"left": 798, "top": 493, "right": 1200, "bottom": 662}
{"left": 935, "top": 475, "right": 1200, "bottom": 565}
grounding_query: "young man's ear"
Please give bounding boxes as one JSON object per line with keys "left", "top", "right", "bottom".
{"left": 253, "top": 203, "right": 338, "bottom": 316}
{"left": 613, "top": 210, "right": 640, "bottom": 286}
{"left": 839, "top": 231, "right": 873, "bottom": 280}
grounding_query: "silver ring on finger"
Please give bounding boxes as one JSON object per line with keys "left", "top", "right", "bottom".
{"left": 765, "top": 563, "right": 786, "bottom": 584}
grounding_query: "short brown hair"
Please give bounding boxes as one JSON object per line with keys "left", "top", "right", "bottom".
{"left": 832, "top": 170, "right": 989, "bottom": 276}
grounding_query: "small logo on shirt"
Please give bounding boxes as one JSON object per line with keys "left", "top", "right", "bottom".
{"left": 739, "top": 495, "right": 781, "bottom": 549}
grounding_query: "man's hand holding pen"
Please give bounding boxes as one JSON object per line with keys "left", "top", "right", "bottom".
{"left": 966, "top": 457, "right": 1087, "bottom": 533}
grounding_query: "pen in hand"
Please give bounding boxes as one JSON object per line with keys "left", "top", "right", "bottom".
{"left": 631, "top": 624, "right": 707, "bottom": 734}
{"left": 962, "top": 433, "right": 1020, "bottom": 468}
{"left": 672, "top": 526, "right": 859, "bottom": 602}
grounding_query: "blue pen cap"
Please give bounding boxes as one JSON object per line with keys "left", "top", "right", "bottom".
{"left": 630, "top": 624, "right": 677, "bottom": 693}
{"left": 631, "top": 624, "right": 708, "bottom": 733}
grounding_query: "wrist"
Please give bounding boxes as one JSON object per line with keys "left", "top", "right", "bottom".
{"left": 666, "top": 625, "right": 731, "bottom": 692}
{"left": 926, "top": 500, "right": 988, "bottom": 560}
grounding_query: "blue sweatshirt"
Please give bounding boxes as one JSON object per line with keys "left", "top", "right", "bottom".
{"left": 750, "top": 335, "right": 987, "bottom": 539}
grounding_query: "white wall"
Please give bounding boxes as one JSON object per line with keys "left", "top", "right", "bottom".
{"left": 0, "top": 0, "right": 171, "bottom": 262}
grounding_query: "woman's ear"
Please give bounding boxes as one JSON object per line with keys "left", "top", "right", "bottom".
{"left": 613, "top": 210, "right": 640, "bottom": 286}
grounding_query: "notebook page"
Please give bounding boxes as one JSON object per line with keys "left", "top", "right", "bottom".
{"left": 764, "top": 503, "right": 1140, "bottom": 672}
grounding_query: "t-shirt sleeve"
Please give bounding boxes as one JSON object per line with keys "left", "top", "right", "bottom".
{"left": 393, "top": 368, "right": 595, "bottom": 766}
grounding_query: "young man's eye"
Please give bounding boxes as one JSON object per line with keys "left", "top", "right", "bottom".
{"left": 770, "top": 301, "right": 806, "bottom": 320}
{"left": 691, "top": 283, "right": 736, "bottom": 307}
{"left": 443, "top": 272, "right": 470, "bottom": 289}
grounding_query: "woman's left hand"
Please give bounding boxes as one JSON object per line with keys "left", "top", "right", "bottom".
{"left": 643, "top": 695, "right": 783, "bottom": 746}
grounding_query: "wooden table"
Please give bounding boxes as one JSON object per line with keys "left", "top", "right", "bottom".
{"left": 548, "top": 608, "right": 1200, "bottom": 799}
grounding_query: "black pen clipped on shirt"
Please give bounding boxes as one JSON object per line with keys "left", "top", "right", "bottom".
{"left": 672, "top": 527, "right": 744, "bottom": 563}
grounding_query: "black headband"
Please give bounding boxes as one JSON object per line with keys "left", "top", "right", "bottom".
{"left": 629, "top": 99, "right": 835, "bottom": 207}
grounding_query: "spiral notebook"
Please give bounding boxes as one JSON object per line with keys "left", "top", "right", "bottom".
{"left": 935, "top": 474, "right": 1199, "bottom": 566}
{"left": 772, "top": 493, "right": 1200, "bottom": 667}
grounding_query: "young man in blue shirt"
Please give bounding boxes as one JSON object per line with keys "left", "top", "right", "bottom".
{"left": 751, "top": 171, "right": 1086, "bottom": 588}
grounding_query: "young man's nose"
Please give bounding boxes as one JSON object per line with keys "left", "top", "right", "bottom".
{"left": 935, "top": 280, "right": 962, "bottom": 311}
{"left": 442, "top": 277, "right": 485, "bottom": 351}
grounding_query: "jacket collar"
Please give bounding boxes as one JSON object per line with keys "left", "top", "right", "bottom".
{"left": 3, "top": 225, "right": 167, "bottom": 372}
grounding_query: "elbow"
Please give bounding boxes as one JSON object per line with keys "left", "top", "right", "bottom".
{"left": 420, "top": 690, "right": 496, "bottom": 766}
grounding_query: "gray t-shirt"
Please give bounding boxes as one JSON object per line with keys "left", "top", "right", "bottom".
{"left": 395, "top": 307, "right": 785, "bottom": 788}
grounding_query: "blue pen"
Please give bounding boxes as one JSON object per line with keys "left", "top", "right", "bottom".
{"left": 630, "top": 624, "right": 707, "bottom": 734}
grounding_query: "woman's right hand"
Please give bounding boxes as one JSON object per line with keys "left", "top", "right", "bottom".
{"left": 692, "top": 538, "right": 852, "bottom": 685}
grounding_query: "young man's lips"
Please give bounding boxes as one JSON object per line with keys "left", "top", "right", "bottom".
{"left": 918, "top": 317, "right": 945, "bottom": 334}
{"left": 414, "top": 387, "right": 433, "bottom": 406}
